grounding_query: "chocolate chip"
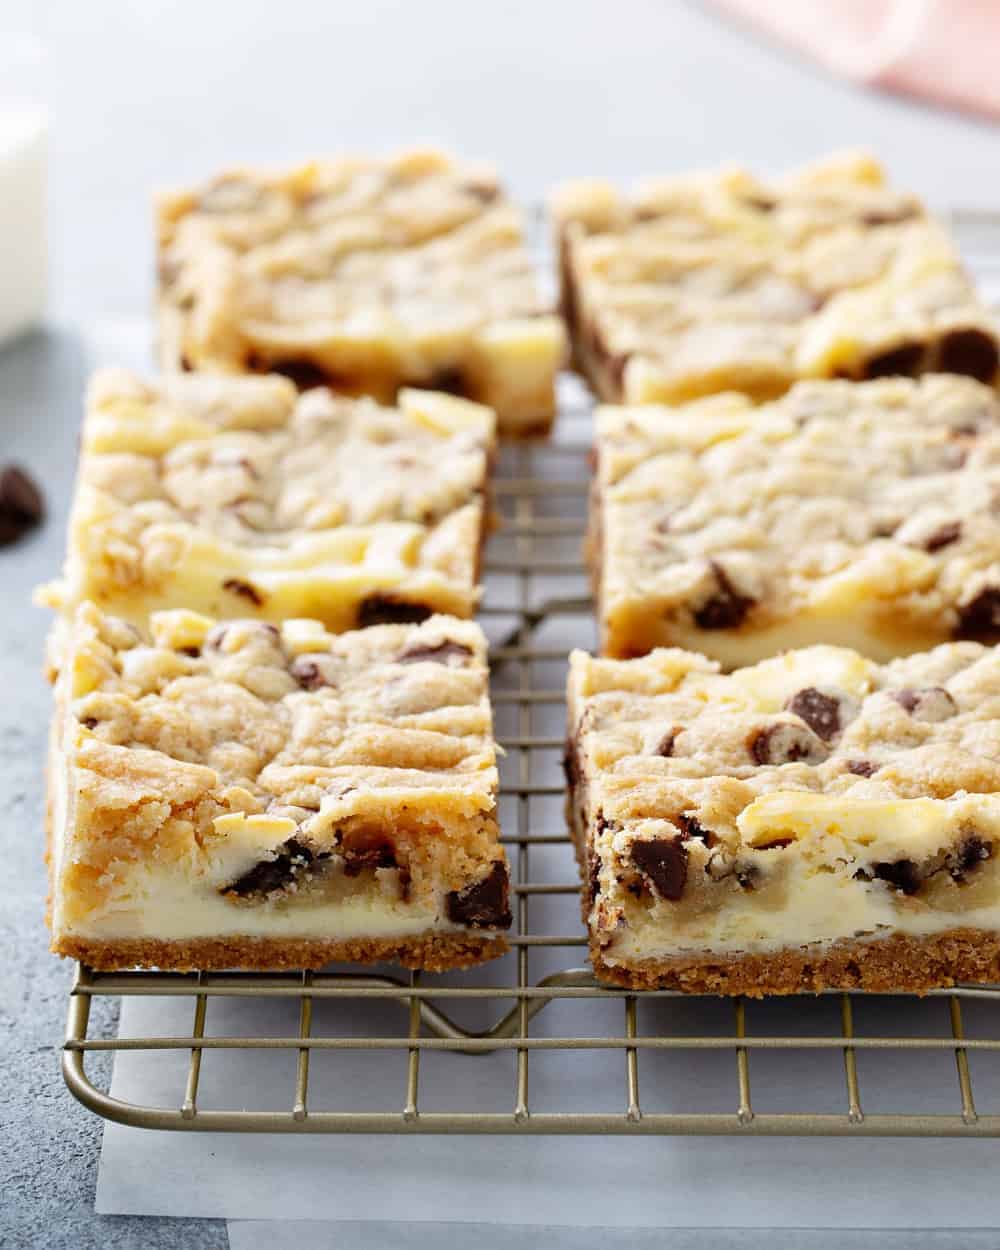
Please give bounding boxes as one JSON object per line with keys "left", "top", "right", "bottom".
{"left": 677, "top": 813, "right": 714, "bottom": 845}
{"left": 339, "top": 829, "right": 398, "bottom": 877}
{"left": 461, "top": 180, "right": 500, "bottom": 204}
{"left": 922, "top": 521, "right": 962, "bottom": 552}
{"left": 860, "top": 205, "right": 918, "bottom": 227}
{"left": 735, "top": 862, "right": 758, "bottom": 890}
{"left": 784, "top": 688, "right": 842, "bottom": 741}
{"left": 80, "top": 717, "right": 99, "bottom": 730}
{"left": 396, "top": 640, "right": 473, "bottom": 666}
{"left": 630, "top": 836, "right": 688, "bottom": 901}
{"left": 693, "top": 562, "right": 754, "bottom": 631}
{"left": 562, "top": 739, "right": 580, "bottom": 788}
{"left": 847, "top": 759, "right": 877, "bottom": 777}
{"left": 891, "top": 686, "right": 957, "bottom": 722}
{"left": 861, "top": 341, "right": 924, "bottom": 379}
{"left": 655, "top": 729, "right": 680, "bottom": 757}
{"left": 956, "top": 587, "right": 1000, "bottom": 643}
{"left": 743, "top": 192, "right": 777, "bottom": 213}
{"left": 427, "top": 366, "right": 468, "bottom": 396}
{"left": 446, "top": 860, "right": 512, "bottom": 928}
{"left": 224, "top": 837, "right": 318, "bottom": 898}
{"left": 0, "top": 464, "right": 44, "bottom": 546}
{"left": 223, "top": 578, "right": 265, "bottom": 606}
{"left": 939, "top": 328, "right": 999, "bottom": 383}
{"left": 357, "top": 596, "right": 433, "bottom": 627}
{"left": 872, "top": 858, "right": 922, "bottom": 895}
{"left": 949, "top": 835, "right": 993, "bottom": 881}
{"left": 588, "top": 852, "right": 602, "bottom": 904}
{"left": 268, "top": 358, "right": 329, "bottom": 390}
{"left": 289, "top": 657, "right": 330, "bottom": 690}
{"left": 749, "top": 722, "right": 829, "bottom": 766}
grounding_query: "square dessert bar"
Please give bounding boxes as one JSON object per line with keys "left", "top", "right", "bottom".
{"left": 552, "top": 151, "right": 999, "bottom": 405}
{"left": 49, "top": 603, "right": 510, "bottom": 971}
{"left": 157, "top": 148, "right": 565, "bottom": 437}
{"left": 40, "top": 369, "right": 496, "bottom": 641}
{"left": 591, "top": 375, "right": 1000, "bottom": 667}
{"left": 566, "top": 643, "right": 1000, "bottom": 994}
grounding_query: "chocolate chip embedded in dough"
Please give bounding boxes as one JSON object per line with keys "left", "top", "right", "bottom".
{"left": 446, "top": 860, "right": 512, "bottom": 928}
{"left": 396, "top": 640, "right": 473, "bottom": 666}
{"left": 630, "top": 835, "right": 688, "bottom": 901}
{"left": 289, "top": 657, "right": 331, "bottom": 691}
{"left": 860, "top": 341, "right": 925, "bottom": 379}
{"left": 339, "top": 829, "right": 398, "bottom": 877}
{"left": 222, "top": 578, "right": 265, "bottom": 607}
{"left": 846, "top": 759, "right": 878, "bottom": 778}
{"left": 677, "top": 813, "right": 715, "bottom": 846}
{"left": 224, "top": 837, "right": 317, "bottom": 899}
{"left": 948, "top": 836, "right": 993, "bottom": 882}
{"left": 872, "top": 858, "right": 922, "bottom": 896}
{"left": 920, "top": 521, "right": 963, "bottom": 553}
{"left": 0, "top": 464, "right": 44, "bottom": 546}
{"left": 890, "top": 686, "right": 958, "bottom": 722}
{"left": 655, "top": 728, "right": 680, "bottom": 757}
{"left": 427, "top": 366, "right": 468, "bottom": 397}
{"left": 588, "top": 852, "right": 602, "bottom": 904}
{"left": 748, "top": 722, "right": 829, "bottom": 766}
{"left": 357, "top": 596, "right": 433, "bottom": 628}
{"left": 956, "top": 587, "right": 1000, "bottom": 644}
{"left": 938, "top": 328, "right": 1000, "bottom": 383}
{"left": 784, "top": 688, "right": 843, "bottom": 741}
{"left": 693, "top": 562, "right": 755, "bottom": 631}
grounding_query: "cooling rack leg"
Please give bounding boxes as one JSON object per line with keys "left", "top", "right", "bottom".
{"left": 734, "top": 998, "right": 753, "bottom": 1126}
{"left": 840, "top": 994, "right": 864, "bottom": 1125}
{"left": 625, "top": 996, "right": 641, "bottom": 1123}
{"left": 404, "top": 971, "right": 421, "bottom": 1123}
{"left": 181, "top": 977, "right": 207, "bottom": 1120}
{"left": 293, "top": 971, "right": 313, "bottom": 1122}
{"left": 950, "top": 994, "right": 978, "bottom": 1125}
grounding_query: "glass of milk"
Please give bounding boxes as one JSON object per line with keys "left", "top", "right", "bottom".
{"left": 0, "top": 34, "right": 47, "bottom": 346}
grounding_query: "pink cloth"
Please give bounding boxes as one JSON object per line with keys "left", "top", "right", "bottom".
{"left": 711, "top": 0, "right": 1000, "bottom": 121}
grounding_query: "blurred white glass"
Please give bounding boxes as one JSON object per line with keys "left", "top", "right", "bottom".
{"left": 0, "top": 33, "right": 47, "bottom": 346}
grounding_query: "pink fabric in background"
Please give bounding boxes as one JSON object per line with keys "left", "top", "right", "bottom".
{"left": 711, "top": 0, "right": 1000, "bottom": 121}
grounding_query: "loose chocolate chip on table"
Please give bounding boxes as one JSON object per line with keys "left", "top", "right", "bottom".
{"left": 784, "top": 687, "right": 842, "bottom": 741}
{"left": 890, "top": 686, "right": 957, "bottom": 722}
{"left": 921, "top": 521, "right": 962, "bottom": 553}
{"left": 693, "top": 561, "right": 755, "bottom": 631}
{"left": 871, "top": 858, "right": 922, "bottom": 896}
{"left": 224, "top": 837, "right": 318, "bottom": 898}
{"left": 938, "top": 328, "right": 999, "bottom": 383}
{"left": 446, "top": 860, "right": 512, "bottom": 928}
{"left": 289, "top": 657, "right": 330, "bottom": 690}
{"left": 846, "top": 759, "right": 878, "bottom": 777}
{"left": 631, "top": 835, "right": 688, "bottom": 901}
{"left": 222, "top": 578, "right": 265, "bottom": 606}
{"left": 749, "top": 722, "right": 829, "bottom": 766}
{"left": 949, "top": 836, "right": 993, "bottom": 881}
{"left": 861, "top": 341, "right": 924, "bottom": 379}
{"left": 956, "top": 587, "right": 1000, "bottom": 643}
{"left": 396, "top": 640, "right": 473, "bottom": 666}
{"left": 357, "top": 596, "right": 433, "bottom": 627}
{"left": 0, "top": 464, "right": 45, "bottom": 547}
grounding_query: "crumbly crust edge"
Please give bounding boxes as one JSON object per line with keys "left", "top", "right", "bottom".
{"left": 587, "top": 929, "right": 1000, "bottom": 996}
{"left": 52, "top": 930, "right": 508, "bottom": 973}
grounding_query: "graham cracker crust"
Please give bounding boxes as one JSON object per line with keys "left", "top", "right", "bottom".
{"left": 52, "top": 930, "right": 508, "bottom": 973}
{"left": 589, "top": 929, "right": 1000, "bottom": 997}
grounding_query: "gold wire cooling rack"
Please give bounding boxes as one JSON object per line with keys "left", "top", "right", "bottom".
{"left": 61, "top": 209, "right": 1000, "bottom": 1136}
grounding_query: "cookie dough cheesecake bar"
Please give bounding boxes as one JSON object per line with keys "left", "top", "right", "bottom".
{"left": 157, "top": 149, "right": 565, "bottom": 436}
{"left": 566, "top": 643, "right": 1000, "bottom": 994}
{"left": 591, "top": 375, "right": 1000, "bottom": 666}
{"left": 40, "top": 369, "right": 495, "bottom": 645}
{"left": 49, "top": 603, "right": 510, "bottom": 970}
{"left": 552, "top": 151, "right": 999, "bottom": 404}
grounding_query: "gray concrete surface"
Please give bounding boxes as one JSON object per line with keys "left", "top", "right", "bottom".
{"left": 1, "top": 1, "right": 999, "bottom": 1246}
{"left": 0, "top": 330, "right": 226, "bottom": 1249}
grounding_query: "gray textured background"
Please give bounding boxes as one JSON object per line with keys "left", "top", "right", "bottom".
{"left": 1, "top": 1, "right": 998, "bottom": 1246}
